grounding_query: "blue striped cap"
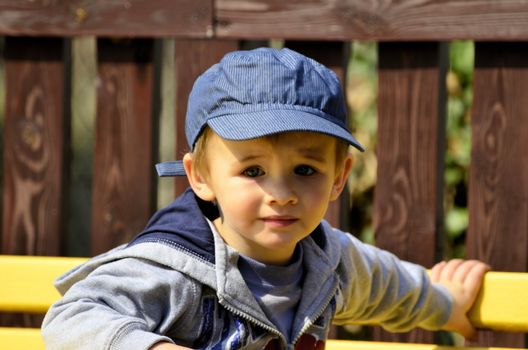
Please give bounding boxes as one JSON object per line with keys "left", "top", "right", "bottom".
{"left": 156, "top": 47, "right": 364, "bottom": 177}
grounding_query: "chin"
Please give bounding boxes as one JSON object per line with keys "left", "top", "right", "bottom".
{"left": 260, "top": 233, "right": 305, "bottom": 249}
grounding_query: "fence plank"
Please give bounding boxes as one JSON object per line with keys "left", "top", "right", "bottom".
{"left": 1, "top": 37, "right": 69, "bottom": 328}
{"left": 173, "top": 39, "right": 240, "bottom": 197}
{"left": 467, "top": 42, "right": 528, "bottom": 348}
{"left": 1, "top": 1, "right": 528, "bottom": 41}
{"left": 0, "top": 0, "right": 212, "bottom": 38}
{"left": 2, "top": 37, "right": 69, "bottom": 256}
{"left": 284, "top": 41, "right": 350, "bottom": 231}
{"left": 91, "top": 39, "right": 157, "bottom": 255}
{"left": 374, "top": 42, "right": 447, "bottom": 344}
{"left": 216, "top": 0, "right": 528, "bottom": 41}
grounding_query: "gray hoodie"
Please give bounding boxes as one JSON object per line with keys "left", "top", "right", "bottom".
{"left": 42, "top": 188, "right": 451, "bottom": 350}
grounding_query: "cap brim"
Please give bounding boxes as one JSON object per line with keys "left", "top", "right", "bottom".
{"left": 156, "top": 161, "right": 186, "bottom": 177}
{"left": 156, "top": 109, "right": 365, "bottom": 177}
{"left": 207, "top": 109, "right": 365, "bottom": 152}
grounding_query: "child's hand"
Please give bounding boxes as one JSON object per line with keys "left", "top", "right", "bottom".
{"left": 430, "top": 259, "right": 490, "bottom": 339}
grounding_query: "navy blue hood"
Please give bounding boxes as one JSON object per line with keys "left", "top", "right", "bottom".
{"left": 128, "top": 187, "right": 219, "bottom": 264}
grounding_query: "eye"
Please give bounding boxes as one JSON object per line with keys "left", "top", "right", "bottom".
{"left": 243, "top": 166, "right": 265, "bottom": 178}
{"left": 294, "top": 165, "right": 316, "bottom": 176}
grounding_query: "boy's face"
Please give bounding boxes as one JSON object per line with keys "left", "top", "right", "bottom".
{"left": 184, "top": 131, "right": 352, "bottom": 265}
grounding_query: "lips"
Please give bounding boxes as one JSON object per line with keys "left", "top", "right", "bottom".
{"left": 261, "top": 215, "right": 298, "bottom": 228}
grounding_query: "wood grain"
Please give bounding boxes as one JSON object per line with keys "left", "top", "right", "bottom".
{"left": 467, "top": 42, "right": 528, "bottom": 348}
{"left": 216, "top": 0, "right": 528, "bottom": 41}
{"left": 374, "top": 42, "right": 447, "bottom": 344}
{"left": 0, "top": 0, "right": 212, "bottom": 38}
{"left": 1, "top": 37, "right": 68, "bottom": 328}
{"left": 1, "top": 1, "right": 528, "bottom": 40}
{"left": 2, "top": 37, "right": 68, "bottom": 256}
{"left": 91, "top": 39, "right": 157, "bottom": 255}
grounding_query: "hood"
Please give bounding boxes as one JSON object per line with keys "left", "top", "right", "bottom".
{"left": 128, "top": 187, "right": 220, "bottom": 264}
{"left": 54, "top": 188, "right": 222, "bottom": 295}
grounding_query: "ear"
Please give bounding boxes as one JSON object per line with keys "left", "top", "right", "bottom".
{"left": 183, "top": 153, "right": 216, "bottom": 202}
{"left": 330, "top": 155, "right": 353, "bottom": 201}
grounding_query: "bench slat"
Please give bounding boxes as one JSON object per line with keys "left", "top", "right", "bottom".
{"left": 1, "top": 255, "right": 528, "bottom": 330}
{"left": 468, "top": 271, "right": 528, "bottom": 332}
{"left": 0, "top": 329, "right": 520, "bottom": 350}
{"left": 0, "top": 255, "right": 87, "bottom": 313}
{"left": 0, "top": 255, "right": 527, "bottom": 348}
{"left": 326, "top": 339, "right": 519, "bottom": 350}
{"left": 0, "top": 327, "right": 44, "bottom": 350}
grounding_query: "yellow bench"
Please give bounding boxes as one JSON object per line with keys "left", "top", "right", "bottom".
{"left": 1, "top": 255, "right": 527, "bottom": 350}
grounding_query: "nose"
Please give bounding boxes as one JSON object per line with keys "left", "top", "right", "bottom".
{"left": 265, "top": 178, "right": 298, "bottom": 206}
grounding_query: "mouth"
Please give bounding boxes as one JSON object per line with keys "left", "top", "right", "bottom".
{"left": 261, "top": 216, "right": 298, "bottom": 228}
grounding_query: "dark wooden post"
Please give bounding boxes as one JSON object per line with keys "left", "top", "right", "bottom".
{"left": 374, "top": 42, "right": 447, "bottom": 344}
{"left": 467, "top": 42, "right": 528, "bottom": 348}
{"left": 173, "top": 39, "right": 240, "bottom": 197}
{"left": 1, "top": 37, "right": 69, "bottom": 327}
{"left": 91, "top": 39, "right": 157, "bottom": 255}
{"left": 2, "top": 37, "right": 70, "bottom": 257}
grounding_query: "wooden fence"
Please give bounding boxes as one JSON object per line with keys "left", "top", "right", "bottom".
{"left": 0, "top": 0, "right": 527, "bottom": 348}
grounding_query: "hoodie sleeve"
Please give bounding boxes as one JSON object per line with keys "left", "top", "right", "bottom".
{"left": 331, "top": 228, "right": 452, "bottom": 332}
{"left": 42, "top": 257, "right": 199, "bottom": 350}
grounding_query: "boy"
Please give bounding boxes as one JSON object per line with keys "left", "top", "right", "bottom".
{"left": 42, "top": 47, "right": 489, "bottom": 350}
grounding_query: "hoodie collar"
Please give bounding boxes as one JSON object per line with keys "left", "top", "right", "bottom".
{"left": 128, "top": 187, "right": 219, "bottom": 264}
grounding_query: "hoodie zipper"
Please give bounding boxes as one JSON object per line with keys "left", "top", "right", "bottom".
{"left": 291, "top": 283, "right": 338, "bottom": 347}
{"left": 220, "top": 298, "right": 288, "bottom": 346}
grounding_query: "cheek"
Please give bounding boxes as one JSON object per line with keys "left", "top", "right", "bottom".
{"left": 300, "top": 178, "right": 336, "bottom": 214}
{"left": 217, "top": 182, "right": 261, "bottom": 220}
{"left": 301, "top": 177, "right": 334, "bottom": 199}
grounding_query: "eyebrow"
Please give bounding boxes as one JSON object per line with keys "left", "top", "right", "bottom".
{"left": 232, "top": 143, "right": 331, "bottom": 163}
{"left": 294, "top": 146, "right": 329, "bottom": 161}
{"left": 236, "top": 153, "right": 267, "bottom": 163}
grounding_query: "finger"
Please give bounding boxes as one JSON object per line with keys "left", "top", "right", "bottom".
{"left": 439, "top": 259, "right": 464, "bottom": 281}
{"left": 430, "top": 261, "right": 446, "bottom": 282}
{"left": 460, "top": 262, "right": 490, "bottom": 291}
{"left": 452, "top": 260, "right": 482, "bottom": 284}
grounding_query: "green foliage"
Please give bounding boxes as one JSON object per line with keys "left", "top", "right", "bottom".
{"left": 346, "top": 42, "right": 378, "bottom": 244}
{"left": 444, "top": 41, "right": 474, "bottom": 258}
